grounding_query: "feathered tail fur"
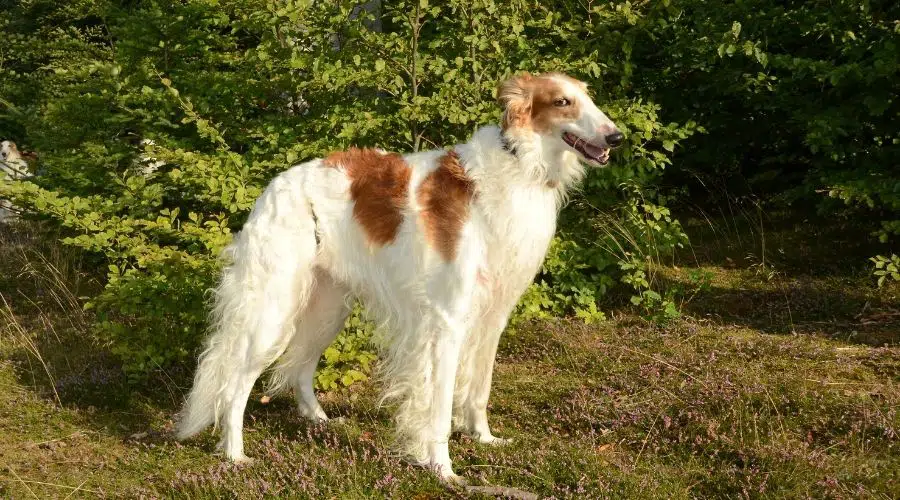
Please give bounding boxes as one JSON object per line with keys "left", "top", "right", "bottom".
{"left": 175, "top": 171, "right": 319, "bottom": 446}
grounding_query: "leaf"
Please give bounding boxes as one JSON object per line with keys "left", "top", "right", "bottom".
{"left": 374, "top": 59, "right": 385, "bottom": 72}
{"left": 323, "top": 347, "right": 341, "bottom": 364}
{"left": 754, "top": 47, "right": 768, "bottom": 67}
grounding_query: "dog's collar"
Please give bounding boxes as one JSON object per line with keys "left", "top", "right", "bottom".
{"left": 500, "top": 134, "right": 518, "bottom": 158}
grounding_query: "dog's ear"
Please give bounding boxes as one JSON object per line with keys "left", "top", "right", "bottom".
{"left": 498, "top": 73, "right": 533, "bottom": 131}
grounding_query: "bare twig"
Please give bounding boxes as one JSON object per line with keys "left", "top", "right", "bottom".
{"left": 409, "top": 2, "right": 422, "bottom": 152}
{"left": 27, "top": 431, "right": 87, "bottom": 449}
{"left": 462, "top": 464, "right": 545, "bottom": 482}
{"left": 465, "top": 484, "right": 539, "bottom": 500}
{"left": 63, "top": 478, "right": 90, "bottom": 500}
{"left": 0, "top": 476, "right": 100, "bottom": 496}
{"left": 4, "top": 467, "right": 39, "bottom": 499}
{"left": 634, "top": 411, "right": 661, "bottom": 470}
{"left": 763, "top": 386, "right": 786, "bottom": 436}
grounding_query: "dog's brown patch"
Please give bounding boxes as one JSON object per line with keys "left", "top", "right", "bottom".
{"left": 499, "top": 73, "right": 535, "bottom": 130}
{"left": 530, "top": 77, "right": 583, "bottom": 133}
{"left": 325, "top": 148, "right": 411, "bottom": 247}
{"left": 417, "top": 151, "right": 475, "bottom": 261}
{"left": 498, "top": 73, "right": 585, "bottom": 133}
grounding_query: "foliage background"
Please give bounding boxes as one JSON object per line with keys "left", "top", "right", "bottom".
{"left": 0, "top": 0, "right": 896, "bottom": 384}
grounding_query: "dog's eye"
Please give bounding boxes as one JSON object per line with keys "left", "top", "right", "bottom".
{"left": 554, "top": 98, "right": 571, "bottom": 107}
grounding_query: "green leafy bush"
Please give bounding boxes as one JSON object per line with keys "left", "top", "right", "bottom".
{"left": 316, "top": 305, "right": 378, "bottom": 391}
{"left": 0, "top": 0, "right": 690, "bottom": 384}
{"left": 871, "top": 254, "right": 900, "bottom": 287}
{"left": 630, "top": 0, "right": 899, "bottom": 267}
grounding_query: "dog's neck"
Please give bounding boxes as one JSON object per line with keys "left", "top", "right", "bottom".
{"left": 460, "top": 126, "right": 569, "bottom": 289}
{"left": 499, "top": 127, "right": 585, "bottom": 196}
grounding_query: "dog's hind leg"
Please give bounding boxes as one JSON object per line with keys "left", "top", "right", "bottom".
{"left": 270, "top": 270, "right": 351, "bottom": 422}
{"left": 215, "top": 249, "right": 318, "bottom": 462}
{"left": 176, "top": 171, "right": 319, "bottom": 462}
{"left": 203, "top": 249, "right": 316, "bottom": 463}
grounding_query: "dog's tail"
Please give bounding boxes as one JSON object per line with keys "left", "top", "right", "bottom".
{"left": 175, "top": 170, "right": 319, "bottom": 441}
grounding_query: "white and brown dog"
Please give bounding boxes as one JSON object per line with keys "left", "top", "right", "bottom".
{"left": 1, "top": 140, "right": 32, "bottom": 221}
{"left": 177, "top": 72, "right": 624, "bottom": 481}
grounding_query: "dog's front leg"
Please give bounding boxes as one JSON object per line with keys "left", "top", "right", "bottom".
{"left": 453, "top": 300, "right": 516, "bottom": 446}
{"left": 422, "top": 308, "right": 468, "bottom": 483}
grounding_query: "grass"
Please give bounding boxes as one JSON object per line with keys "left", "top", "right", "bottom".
{"left": 0, "top": 215, "right": 898, "bottom": 499}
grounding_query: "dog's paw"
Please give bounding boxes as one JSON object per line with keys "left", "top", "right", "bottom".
{"left": 426, "top": 461, "right": 466, "bottom": 486}
{"left": 302, "top": 414, "right": 329, "bottom": 425}
{"left": 478, "top": 434, "right": 513, "bottom": 446}
{"left": 230, "top": 454, "right": 255, "bottom": 465}
{"left": 297, "top": 404, "right": 330, "bottom": 423}
{"left": 438, "top": 470, "right": 468, "bottom": 487}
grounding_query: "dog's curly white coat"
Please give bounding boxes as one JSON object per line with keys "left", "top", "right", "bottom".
{"left": 176, "top": 73, "right": 622, "bottom": 481}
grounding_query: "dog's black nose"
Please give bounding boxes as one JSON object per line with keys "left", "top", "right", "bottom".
{"left": 605, "top": 132, "right": 624, "bottom": 148}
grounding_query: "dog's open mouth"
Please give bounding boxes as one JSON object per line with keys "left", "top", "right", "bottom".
{"left": 562, "top": 132, "right": 610, "bottom": 165}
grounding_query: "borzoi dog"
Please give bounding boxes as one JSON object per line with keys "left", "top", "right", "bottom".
{"left": 176, "top": 72, "right": 623, "bottom": 481}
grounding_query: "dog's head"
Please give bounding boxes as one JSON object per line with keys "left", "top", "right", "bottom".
{"left": 498, "top": 73, "right": 623, "bottom": 166}
{"left": 0, "top": 141, "right": 18, "bottom": 162}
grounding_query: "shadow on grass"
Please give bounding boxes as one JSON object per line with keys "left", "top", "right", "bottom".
{"left": 667, "top": 209, "right": 900, "bottom": 345}
{"left": 676, "top": 277, "right": 899, "bottom": 346}
{"left": 677, "top": 207, "right": 890, "bottom": 280}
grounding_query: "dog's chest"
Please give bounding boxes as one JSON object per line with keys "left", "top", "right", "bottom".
{"left": 477, "top": 184, "right": 558, "bottom": 286}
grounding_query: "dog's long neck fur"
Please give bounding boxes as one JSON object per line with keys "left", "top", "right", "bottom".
{"left": 456, "top": 125, "right": 585, "bottom": 294}
{"left": 461, "top": 125, "right": 585, "bottom": 204}
{"left": 500, "top": 126, "right": 586, "bottom": 196}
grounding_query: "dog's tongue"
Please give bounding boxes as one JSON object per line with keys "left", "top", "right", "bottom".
{"left": 581, "top": 142, "right": 606, "bottom": 160}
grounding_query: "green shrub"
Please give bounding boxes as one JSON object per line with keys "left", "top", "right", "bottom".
{"left": 0, "top": 0, "right": 690, "bottom": 384}
{"left": 630, "top": 0, "right": 899, "bottom": 263}
{"left": 871, "top": 254, "right": 900, "bottom": 287}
